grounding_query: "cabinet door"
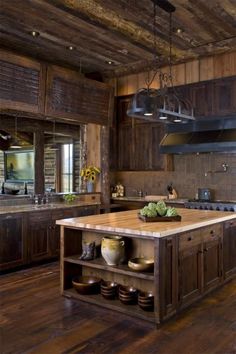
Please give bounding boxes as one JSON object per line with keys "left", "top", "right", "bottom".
{"left": 46, "top": 65, "right": 112, "bottom": 125}
{"left": 223, "top": 220, "right": 236, "bottom": 278}
{"left": 28, "top": 212, "right": 51, "bottom": 261}
{"left": 0, "top": 50, "right": 45, "bottom": 114}
{"left": 203, "top": 238, "right": 222, "bottom": 292}
{"left": 118, "top": 124, "right": 133, "bottom": 170}
{"left": 133, "top": 123, "right": 151, "bottom": 170}
{"left": 178, "top": 244, "right": 202, "bottom": 307}
{"left": 213, "top": 76, "right": 236, "bottom": 116}
{"left": 0, "top": 214, "right": 26, "bottom": 271}
{"left": 190, "top": 81, "right": 213, "bottom": 118}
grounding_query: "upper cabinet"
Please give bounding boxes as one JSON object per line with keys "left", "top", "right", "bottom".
{"left": 0, "top": 50, "right": 45, "bottom": 114}
{"left": 115, "top": 96, "right": 171, "bottom": 171}
{"left": 0, "top": 50, "right": 113, "bottom": 125}
{"left": 45, "top": 65, "right": 113, "bottom": 125}
{"left": 176, "top": 76, "right": 236, "bottom": 119}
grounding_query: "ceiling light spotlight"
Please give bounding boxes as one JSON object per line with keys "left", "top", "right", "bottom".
{"left": 67, "top": 45, "right": 75, "bottom": 51}
{"left": 30, "top": 31, "right": 40, "bottom": 37}
{"left": 173, "top": 118, "right": 182, "bottom": 123}
{"left": 106, "top": 60, "right": 113, "bottom": 65}
{"left": 175, "top": 28, "right": 183, "bottom": 34}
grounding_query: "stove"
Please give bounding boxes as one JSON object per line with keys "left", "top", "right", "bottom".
{"left": 185, "top": 200, "right": 236, "bottom": 212}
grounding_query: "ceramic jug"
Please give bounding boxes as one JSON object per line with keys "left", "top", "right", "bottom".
{"left": 101, "top": 236, "right": 125, "bottom": 266}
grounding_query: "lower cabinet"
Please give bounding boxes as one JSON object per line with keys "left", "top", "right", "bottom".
{"left": 28, "top": 211, "right": 52, "bottom": 262}
{"left": 0, "top": 205, "right": 99, "bottom": 271}
{"left": 223, "top": 219, "right": 236, "bottom": 279}
{"left": 0, "top": 213, "right": 27, "bottom": 271}
{"left": 178, "top": 224, "right": 223, "bottom": 309}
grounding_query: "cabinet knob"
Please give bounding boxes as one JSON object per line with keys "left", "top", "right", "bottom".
{"left": 204, "top": 248, "right": 209, "bottom": 252}
{"left": 188, "top": 237, "right": 192, "bottom": 241}
{"left": 210, "top": 230, "right": 214, "bottom": 235}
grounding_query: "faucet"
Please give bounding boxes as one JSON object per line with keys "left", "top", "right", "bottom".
{"left": 205, "top": 163, "right": 229, "bottom": 177}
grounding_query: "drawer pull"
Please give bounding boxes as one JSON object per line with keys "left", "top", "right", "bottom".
{"left": 204, "top": 248, "right": 209, "bottom": 252}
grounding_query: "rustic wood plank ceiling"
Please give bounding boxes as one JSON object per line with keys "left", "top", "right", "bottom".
{"left": 0, "top": 0, "right": 236, "bottom": 77}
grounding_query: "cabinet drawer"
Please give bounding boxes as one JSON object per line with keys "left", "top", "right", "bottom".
{"left": 179, "top": 229, "right": 202, "bottom": 250}
{"left": 201, "top": 224, "right": 222, "bottom": 242}
{"left": 52, "top": 208, "right": 74, "bottom": 221}
{"left": 28, "top": 211, "right": 51, "bottom": 223}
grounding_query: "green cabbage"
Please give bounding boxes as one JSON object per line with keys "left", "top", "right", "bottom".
{"left": 156, "top": 200, "right": 167, "bottom": 216}
{"left": 166, "top": 207, "right": 178, "bottom": 217}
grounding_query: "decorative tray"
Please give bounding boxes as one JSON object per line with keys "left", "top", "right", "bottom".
{"left": 138, "top": 213, "right": 181, "bottom": 222}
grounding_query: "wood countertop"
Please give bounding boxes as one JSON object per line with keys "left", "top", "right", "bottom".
{"left": 56, "top": 208, "right": 236, "bottom": 238}
{"left": 0, "top": 201, "right": 100, "bottom": 215}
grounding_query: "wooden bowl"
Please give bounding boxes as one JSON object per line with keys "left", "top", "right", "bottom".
{"left": 72, "top": 276, "right": 101, "bottom": 295}
{"left": 128, "top": 258, "right": 154, "bottom": 272}
{"left": 101, "top": 281, "right": 118, "bottom": 291}
{"left": 119, "top": 285, "right": 138, "bottom": 296}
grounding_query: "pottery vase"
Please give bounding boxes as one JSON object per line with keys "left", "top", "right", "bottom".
{"left": 101, "top": 236, "right": 125, "bottom": 266}
{"left": 87, "top": 181, "right": 94, "bottom": 193}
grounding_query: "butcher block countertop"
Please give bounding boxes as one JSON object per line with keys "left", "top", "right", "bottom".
{"left": 56, "top": 208, "right": 236, "bottom": 238}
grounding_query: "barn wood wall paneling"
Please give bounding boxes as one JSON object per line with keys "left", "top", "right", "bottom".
{"left": 113, "top": 51, "right": 236, "bottom": 96}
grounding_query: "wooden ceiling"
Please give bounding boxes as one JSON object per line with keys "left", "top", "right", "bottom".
{"left": 1, "top": 0, "right": 236, "bottom": 78}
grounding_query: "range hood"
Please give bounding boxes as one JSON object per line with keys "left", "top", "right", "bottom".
{"left": 159, "top": 117, "right": 236, "bottom": 154}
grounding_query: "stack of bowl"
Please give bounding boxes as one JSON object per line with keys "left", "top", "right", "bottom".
{"left": 100, "top": 280, "right": 118, "bottom": 300}
{"left": 138, "top": 291, "right": 154, "bottom": 311}
{"left": 119, "top": 285, "right": 138, "bottom": 305}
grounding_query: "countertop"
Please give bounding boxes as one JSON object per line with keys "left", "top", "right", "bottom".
{"left": 0, "top": 201, "right": 100, "bottom": 215}
{"left": 111, "top": 197, "right": 188, "bottom": 204}
{"left": 56, "top": 208, "right": 236, "bottom": 239}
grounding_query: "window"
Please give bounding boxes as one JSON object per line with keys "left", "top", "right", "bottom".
{"left": 61, "top": 144, "right": 73, "bottom": 192}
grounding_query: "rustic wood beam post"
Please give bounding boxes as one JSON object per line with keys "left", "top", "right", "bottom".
{"left": 34, "top": 130, "right": 45, "bottom": 194}
{"left": 100, "top": 125, "right": 110, "bottom": 209}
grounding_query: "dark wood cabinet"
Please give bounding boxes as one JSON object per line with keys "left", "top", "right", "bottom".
{"left": 116, "top": 96, "right": 168, "bottom": 171}
{"left": 178, "top": 243, "right": 202, "bottom": 307}
{"left": 0, "top": 49, "right": 45, "bottom": 115}
{"left": 213, "top": 76, "right": 236, "bottom": 116}
{"left": 203, "top": 238, "right": 222, "bottom": 291}
{"left": 178, "top": 224, "right": 223, "bottom": 308}
{"left": 28, "top": 211, "right": 51, "bottom": 262}
{"left": 45, "top": 65, "right": 113, "bottom": 125}
{"left": 0, "top": 205, "right": 99, "bottom": 271}
{"left": 223, "top": 219, "right": 236, "bottom": 279}
{"left": 190, "top": 81, "right": 213, "bottom": 118}
{"left": 0, "top": 214, "right": 26, "bottom": 271}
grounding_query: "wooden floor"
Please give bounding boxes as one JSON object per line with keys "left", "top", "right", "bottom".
{"left": 0, "top": 263, "right": 236, "bottom": 354}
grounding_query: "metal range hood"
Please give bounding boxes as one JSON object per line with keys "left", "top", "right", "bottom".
{"left": 159, "top": 117, "right": 236, "bottom": 154}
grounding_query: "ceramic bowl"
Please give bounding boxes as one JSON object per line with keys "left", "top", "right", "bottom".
{"left": 128, "top": 258, "right": 154, "bottom": 272}
{"left": 119, "top": 285, "right": 138, "bottom": 296}
{"left": 72, "top": 276, "right": 101, "bottom": 295}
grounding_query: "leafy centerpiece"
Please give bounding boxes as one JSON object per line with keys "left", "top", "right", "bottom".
{"left": 139, "top": 200, "right": 181, "bottom": 222}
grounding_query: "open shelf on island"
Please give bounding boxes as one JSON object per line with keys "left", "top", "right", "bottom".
{"left": 63, "top": 288, "right": 156, "bottom": 323}
{"left": 64, "top": 256, "right": 154, "bottom": 280}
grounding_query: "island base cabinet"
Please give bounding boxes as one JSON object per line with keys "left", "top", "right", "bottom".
{"left": 178, "top": 244, "right": 202, "bottom": 308}
{"left": 203, "top": 238, "right": 223, "bottom": 292}
{"left": 59, "top": 218, "right": 235, "bottom": 325}
{"left": 60, "top": 227, "right": 160, "bottom": 324}
{"left": 223, "top": 220, "right": 236, "bottom": 279}
{"left": 178, "top": 224, "right": 223, "bottom": 309}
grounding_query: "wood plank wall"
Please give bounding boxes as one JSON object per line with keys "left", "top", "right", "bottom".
{"left": 108, "top": 52, "right": 236, "bottom": 96}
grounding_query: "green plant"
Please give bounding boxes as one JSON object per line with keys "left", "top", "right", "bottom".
{"left": 63, "top": 194, "right": 76, "bottom": 203}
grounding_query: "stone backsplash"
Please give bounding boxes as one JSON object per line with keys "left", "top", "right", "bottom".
{"left": 111, "top": 153, "right": 236, "bottom": 201}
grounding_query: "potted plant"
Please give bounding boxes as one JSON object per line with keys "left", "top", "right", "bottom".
{"left": 80, "top": 166, "right": 101, "bottom": 192}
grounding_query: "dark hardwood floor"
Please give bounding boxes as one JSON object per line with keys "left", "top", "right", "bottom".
{"left": 0, "top": 263, "right": 235, "bottom": 354}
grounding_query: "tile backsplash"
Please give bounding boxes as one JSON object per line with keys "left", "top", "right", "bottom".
{"left": 111, "top": 153, "right": 236, "bottom": 201}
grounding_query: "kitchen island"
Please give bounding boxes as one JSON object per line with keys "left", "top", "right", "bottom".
{"left": 57, "top": 209, "right": 236, "bottom": 324}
